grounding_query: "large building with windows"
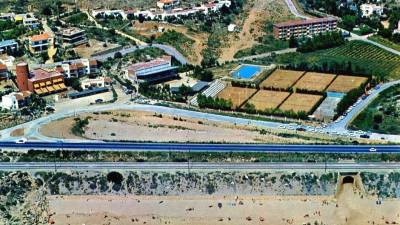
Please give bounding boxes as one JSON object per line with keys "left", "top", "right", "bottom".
{"left": 273, "top": 17, "right": 338, "bottom": 40}
{"left": 16, "top": 63, "right": 67, "bottom": 95}
{"left": 125, "top": 56, "right": 178, "bottom": 83}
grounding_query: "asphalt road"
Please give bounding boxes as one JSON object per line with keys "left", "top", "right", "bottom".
{"left": 1, "top": 161, "right": 400, "bottom": 171}
{"left": 1, "top": 142, "right": 399, "bottom": 153}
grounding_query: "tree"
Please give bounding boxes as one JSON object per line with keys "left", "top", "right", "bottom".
{"left": 138, "top": 14, "right": 146, "bottom": 23}
{"left": 340, "top": 15, "right": 357, "bottom": 31}
{"left": 288, "top": 35, "right": 298, "bottom": 48}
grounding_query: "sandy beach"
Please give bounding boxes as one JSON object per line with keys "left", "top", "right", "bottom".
{"left": 48, "top": 184, "right": 400, "bottom": 225}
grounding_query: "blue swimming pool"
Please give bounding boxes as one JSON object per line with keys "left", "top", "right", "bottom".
{"left": 327, "top": 92, "right": 345, "bottom": 98}
{"left": 232, "top": 65, "right": 262, "bottom": 79}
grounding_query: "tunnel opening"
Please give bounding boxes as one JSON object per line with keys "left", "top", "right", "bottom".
{"left": 343, "top": 176, "right": 354, "bottom": 184}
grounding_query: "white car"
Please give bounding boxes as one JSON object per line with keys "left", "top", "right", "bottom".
{"left": 369, "top": 147, "right": 377, "bottom": 152}
{"left": 15, "top": 138, "right": 27, "bottom": 144}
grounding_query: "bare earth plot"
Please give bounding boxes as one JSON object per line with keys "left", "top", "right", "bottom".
{"left": 48, "top": 185, "right": 400, "bottom": 225}
{"left": 326, "top": 75, "right": 368, "bottom": 93}
{"left": 245, "top": 90, "right": 290, "bottom": 110}
{"left": 39, "top": 110, "right": 333, "bottom": 143}
{"left": 219, "top": 0, "right": 294, "bottom": 61}
{"left": 294, "top": 72, "right": 336, "bottom": 92}
{"left": 260, "top": 69, "right": 305, "bottom": 90}
{"left": 279, "top": 93, "right": 323, "bottom": 113}
{"left": 217, "top": 86, "right": 257, "bottom": 108}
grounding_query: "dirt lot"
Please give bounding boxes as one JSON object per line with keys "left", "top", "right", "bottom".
{"left": 327, "top": 75, "right": 369, "bottom": 93}
{"left": 39, "top": 110, "right": 333, "bottom": 144}
{"left": 48, "top": 184, "right": 400, "bottom": 225}
{"left": 294, "top": 72, "right": 336, "bottom": 92}
{"left": 260, "top": 69, "right": 305, "bottom": 90}
{"left": 246, "top": 90, "right": 290, "bottom": 110}
{"left": 217, "top": 86, "right": 257, "bottom": 108}
{"left": 279, "top": 93, "right": 323, "bottom": 113}
{"left": 74, "top": 39, "right": 120, "bottom": 58}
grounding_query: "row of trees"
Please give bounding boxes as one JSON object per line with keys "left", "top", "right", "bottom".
{"left": 335, "top": 86, "right": 365, "bottom": 118}
{"left": 297, "top": 32, "right": 345, "bottom": 53}
{"left": 242, "top": 103, "right": 309, "bottom": 120}
{"left": 197, "top": 94, "right": 233, "bottom": 110}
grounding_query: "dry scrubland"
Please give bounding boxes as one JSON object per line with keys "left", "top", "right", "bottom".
{"left": 327, "top": 75, "right": 369, "bottom": 93}
{"left": 39, "top": 110, "right": 348, "bottom": 144}
{"left": 294, "top": 72, "right": 336, "bottom": 92}
{"left": 217, "top": 86, "right": 257, "bottom": 108}
{"left": 279, "top": 93, "right": 324, "bottom": 113}
{"left": 260, "top": 69, "right": 305, "bottom": 90}
{"left": 219, "top": 0, "right": 295, "bottom": 61}
{"left": 246, "top": 90, "right": 290, "bottom": 110}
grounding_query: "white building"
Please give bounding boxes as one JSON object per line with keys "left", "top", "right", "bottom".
{"left": 360, "top": 4, "right": 383, "bottom": 17}
{"left": 1, "top": 93, "right": 18, "bottom": 110}
{"left": 157, "top": 0, "right": 180, "bottom": 10}
{"left": 81, "top": 77, "right": 112, "bottom": 90}
{"left": 92, "top": 9, "right": 127, "bottom": 19}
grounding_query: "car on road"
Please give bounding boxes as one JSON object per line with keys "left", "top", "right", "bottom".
{"left": 15, "top": 138, "right": 27, "bottom": 144}
{"left": 369, "top": 147, "right": 377, "bottom": 152}
{"left": 95, "top": 99, "right": 104, "bottom": 104}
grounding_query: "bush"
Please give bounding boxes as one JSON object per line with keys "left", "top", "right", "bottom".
{"left": 107, "top": 171, "right": 124, "bottom": 185}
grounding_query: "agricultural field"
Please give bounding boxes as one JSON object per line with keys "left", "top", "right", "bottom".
{"left": 326, "top": 75, "right": 368, "bottom": 93}
{"left": 260, "top": 69, "right": 304, "bottom": 90}
{"left": 273, "top": 41, "right": 400, "bottom": 80}
{"left": 217, "top": 86, "right": 257, "bottom": 108}
{"left": 279, "top": 93, "right": 324, "bottom": 113}
{"left": 317, "top": 41, "right": 400, "bottom": 80}
{"left": 293, "top": 72, "right": 336, "bottom": 92}
{"left": 245, "top": 90, "right": 290, "bottom": 110}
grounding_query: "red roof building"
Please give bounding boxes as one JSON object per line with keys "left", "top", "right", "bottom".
{"left": 273, "top": 17, "right": 338, "bottom": 40}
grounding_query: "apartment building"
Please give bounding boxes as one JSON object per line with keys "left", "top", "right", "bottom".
{"left": 60, "top": 27, "right": 88, "bottom": 47}
{"left": 58, "top": 59, "right": 99, "bottom": 78}
{"left": 273, "top": 17, "right": 338, "bottom": 40}
{"left": 28, "top": 33, "right": 52, "bottom": 54}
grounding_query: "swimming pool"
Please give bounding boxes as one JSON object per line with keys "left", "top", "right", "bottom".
{"left": 231, "top": 65, "right": 262, "bottom": 79}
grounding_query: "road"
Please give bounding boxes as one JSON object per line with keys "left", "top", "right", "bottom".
{"left": 0, "top": 161, "right": 400, "bottom": 171}
{"left": 84, "top": 11, "right": 188, "bottom": 64}
{"left": 0, "top": 141, "right": 399, "bottom": 153}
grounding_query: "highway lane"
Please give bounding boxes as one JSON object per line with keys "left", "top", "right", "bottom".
{"left": 1, "top": 162, "right": 400, "bottom": 171}
{"left": 1, "top": 142, "right": 400, "bottom": 153}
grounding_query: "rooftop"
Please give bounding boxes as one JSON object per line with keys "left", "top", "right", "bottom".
{"left": 274, "top": 17, "right": 337, "bottom": 28}
{"left": 29, "top": 68, "right": 63, "bottom": 82}
{"left": 0, "top": 39, "right": 17, "bottom": 48}
{"left": 128, "top": 56, "right": 172, "bottom": 72}
{"left": 62, "top": 27, "right": 85, "bottom": 36}
{"left": 30, "top": 33, "right": 51, "bottom": 42}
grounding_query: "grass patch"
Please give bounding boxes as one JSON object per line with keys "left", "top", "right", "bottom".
{"left": 155, "top": 30, "right": 195, "bottom": 58}
{"left": 368, "top": 35, "right": 400, "bottom": 52}
{"left": 351, "top": 84, "right": 400, "bottom": 135}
